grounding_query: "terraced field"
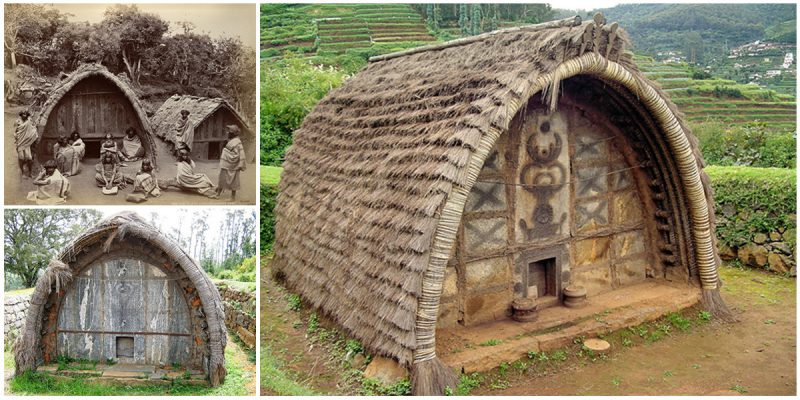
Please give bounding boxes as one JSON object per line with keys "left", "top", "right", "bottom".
{"left": 261, "top": 4, "right": 436, "bottom": 59}
{"left": 637, "top": 57, "right": 797, "bottom": 133}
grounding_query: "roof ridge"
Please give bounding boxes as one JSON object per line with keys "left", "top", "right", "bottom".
{"left": 369, "top": 15, "right": 583, "bottom": 63}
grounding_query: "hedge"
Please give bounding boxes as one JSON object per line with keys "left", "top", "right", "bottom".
{"left": 260, "top": 184, "right": 279, "bottom": 253}
{"left": 259, "top": 166, "right": 797, "bottom": 259}
{"left": 706, "top": 166, "right": 796, "bottom": 250}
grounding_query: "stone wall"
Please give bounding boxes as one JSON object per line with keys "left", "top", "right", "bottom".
{"left": 719, "top": 231, "right": 796, "bottom": 275}
{"left": 218, "top": 284, "right": 256, "bottom": 349}
{"left": 4, "top": 293, "right": 31, "bottom": 343}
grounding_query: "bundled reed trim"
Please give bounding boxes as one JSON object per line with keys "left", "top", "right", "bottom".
{"left": 701, "top": 286, "right": 737, "bottom": 322}
{"left": 14, "top": 259, "right": 72, "bottom": 375}
{"left": 411, "top": 357, "right": 459, "bottom": 396}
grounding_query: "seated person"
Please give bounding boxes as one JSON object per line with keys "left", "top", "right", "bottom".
{"left": 53, "top": 135, "right": 81, "bottom": 177}
{"left": 132, "top": 159, "right": 161, "bottom": 198}
{"left": 121, "top": 127, "right": 145, "bottom": 161}
{"left": 95, "top": 152, "right": 126, "bottom": 189}
{"left": 69, "top": 130, "right": 86, "bottom": 160}
{"left": 171, "top": 149, "right": 217, "bottom": 198}
{"left": 100, "top": 133, "right": 121, "bottom": 164}
{"left": 27, "top": 160, "right": 70, "bottom": 205}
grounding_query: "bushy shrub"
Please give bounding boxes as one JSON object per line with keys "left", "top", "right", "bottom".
{"left": 261, "top": 184, "right": 280, "bottom": 254}
{"left": 707, "top": 166, "right": 796, "bottom": 249}
{"left": 694, "top": 121, "right": 796, "bottom": 168}
{"left": 260, "top": 55, "right": 348, "bottom": 166}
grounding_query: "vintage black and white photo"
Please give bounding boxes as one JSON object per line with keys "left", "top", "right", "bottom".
{"left": 5, "top": 3, "right": 257, "bottom": 205}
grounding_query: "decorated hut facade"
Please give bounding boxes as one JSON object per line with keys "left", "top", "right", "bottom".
{"left": 14, "top": 212, "right": 227, "bottom": 386}
{"left": 35, "top": 63, "right": 156, "bottom": 164}
{"left": 272, "top": 15, "right": 731, "bottom": 395}
{"left": 151, "top": 95, "right": 253, "bottom": 161}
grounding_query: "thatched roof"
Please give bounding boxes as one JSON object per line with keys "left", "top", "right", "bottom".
{"left": 14, "top": 212, "right": 227, "bottom": 386}
{"left": 34, "top": 63, "right": 158, "bottom": 167}
{"left": 273, "top": 15, "right": 722, "bottom": 394}
{"left": 151, "top": 94, "right": 253, "bottom": 142}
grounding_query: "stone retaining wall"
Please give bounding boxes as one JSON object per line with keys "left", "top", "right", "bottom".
{"left": 4, "top": 293, "right": 31, "bottom": 343}
{"left": 719, "top": 230, "right": 796, "bottom": 275}
{"left": 218, "top": 284, "right": 256, "bottom": 349}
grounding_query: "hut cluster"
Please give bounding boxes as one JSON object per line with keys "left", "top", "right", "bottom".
{"left": 33, "top": 63, "right": 252, "bottom": 165}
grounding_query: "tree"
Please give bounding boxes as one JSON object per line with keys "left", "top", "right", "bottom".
{"left": 99, "top": 5, "right": 168, "bottom": 85}
{"left": 458, "top": 4, "right": 469, "bottom": 37}
{"left": 4, "top": 4, "right": 68, "bottom": 69}
{"left": 470, "top": 4, "right": 483, "bottom": 35}
{"left": 4, "top": 209, "right": 102, "bottom": 289}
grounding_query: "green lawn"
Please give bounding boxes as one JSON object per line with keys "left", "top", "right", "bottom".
{"left": 6, "top": 340, "right": 255, "bottom": 396}
{"left": 260, "top": 165, "right": 283, "bottom": 186}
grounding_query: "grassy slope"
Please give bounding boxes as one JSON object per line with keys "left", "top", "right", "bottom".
{"left": 260, "top": 165, "right": 283, "bottom": 186}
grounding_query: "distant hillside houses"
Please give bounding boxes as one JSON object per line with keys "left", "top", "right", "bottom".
{"left": 729, "top": 40, "right": 795, "bottom": 58}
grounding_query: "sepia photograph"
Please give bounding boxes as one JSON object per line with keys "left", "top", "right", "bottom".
{"left": 259, "top": 2, "right": 796, "bottom": 396}
{"left": 5, "top": 3, "right": 258, "bottom": 205}
{"left": 4, "top": 208, "right": 256, "bottom": 395}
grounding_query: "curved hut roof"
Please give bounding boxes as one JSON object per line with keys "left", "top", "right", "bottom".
{"left": 34, "top": 63, "right": 158, "bottom": 167}
{"left": 15, "top": 212, "right": 227, "bottom": 386}
{"left": 151, "top": 94, "right": 253, "bottom": 140}
{"left": 273, "top": 15, "right": 722, "bottom": 394}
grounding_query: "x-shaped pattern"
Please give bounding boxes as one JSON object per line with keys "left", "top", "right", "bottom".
{"left": 469, "top": 183, "right": 503, "bottom": 211}
{"left": 575, "top": 138, "right": 603, "bottom": 158}
{"left": 468, "top": 219, "right": 506, "bottom": 245}
{"left": 577, "top": 169, "right": 607, "bottom": 197}
{"left": 576, "top": 200, "right": 608, "bottom": 227}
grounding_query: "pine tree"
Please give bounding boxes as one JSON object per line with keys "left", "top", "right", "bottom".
{"left": 471, "top": 4, "right": 482, "bottom": 35}
{"left": 459, "top": 4, "right": 469, "bottom": 36}
{"left": 426, "top": 4, "right": 435, "bottom": 31}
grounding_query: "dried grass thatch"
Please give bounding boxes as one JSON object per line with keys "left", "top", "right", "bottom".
{"left": 33, "top": 63, "right": 158, "bottom": 167}
{"left": 13, "top": 211, "right": 227, "bottom": 385}
{"left": 273, "top": 15, "right": 726, "bottom": 394}
{"left": 150, "top": 94, "right": 254, "bottom": 150}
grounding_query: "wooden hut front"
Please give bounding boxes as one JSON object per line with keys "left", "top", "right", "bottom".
{"left": 190, "top": 106, "right": 247, "bottom": 161}
{"left": 35, "top": 65, "right": 152, "bottom": 160}
{"left": 57, "top": 256, "right": 193, "bottom": 365}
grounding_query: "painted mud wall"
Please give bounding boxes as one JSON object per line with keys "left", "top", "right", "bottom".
{"left": 57, "top": 257, "right": 192, "bottom": 366}
{"left": 439, "top": 94, "right": 657, "bottom": 328}
{"left": 40, "top": 76, "right": 145, "bottom": 158}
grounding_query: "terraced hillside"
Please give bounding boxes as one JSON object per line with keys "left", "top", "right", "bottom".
{"left": 637, "top": 57, "right": 797, "bottom": 133}
{"left": 261, "top": 4, "right": 437, "bottom": 59}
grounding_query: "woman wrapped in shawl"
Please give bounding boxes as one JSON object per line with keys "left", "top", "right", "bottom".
{"left": 69, "top": 130, "right": 86, "bottom": 161}
{"left": 214, "top": 125, "right": 247, "bottom": 201}
{"left": 13, "top": 110, "right": 37, "bottom": 178}
{"left": 132, "top": 159, "right": 161, "bottom": 198}
{"left": 172, "top": 149, "right": 217, "bottom": 198}
{"left": 121, "top": 127, "right": 145, "bottom": 161}
{"left": 27, "top": 160, "right": 70, "bottom": 205}
{"left": 169, "top": 109, "right": 195, "bottom": 157}
{"left": 53, "top": 135, "right": 81, "bottom": 176}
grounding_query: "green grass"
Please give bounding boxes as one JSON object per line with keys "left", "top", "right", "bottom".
{"left": 260, "top": 165, "right": 283, "bottom": 185}
{"left": 4, "top": 287, "right": 34, "bottom": 298}
{"left": 7, "top": 342, "right": 254, "bottom": 395}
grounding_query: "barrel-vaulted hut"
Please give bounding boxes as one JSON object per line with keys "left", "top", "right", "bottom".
{"left": 34, "top": 63, "right": 157, "bottom": 166}
{"left": 272, "top": 15, "right": 733, "bottom": 395}
{"left": 151, "top": 95, "right": 253, "bottom": 160}
{"left": 14, "top": 212, "right": 226, "bottom": 386}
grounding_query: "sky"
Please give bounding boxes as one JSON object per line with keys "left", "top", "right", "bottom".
{"left": 51, "top": 3, "right": 257, "bottom": 49}
{"left": 550, "top": 1, "right": 619, "bottom": 10}
{"left": 96, "top": 206, "right": 257, "bottom": 258}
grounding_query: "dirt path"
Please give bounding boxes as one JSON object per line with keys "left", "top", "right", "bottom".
{"left": 473, "top": 266, "right": 796, "bottom": 396}
{"left": 5, "top": 106, "right": 256, "bottom": 205}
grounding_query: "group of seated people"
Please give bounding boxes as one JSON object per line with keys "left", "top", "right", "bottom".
{"left": 28, "top": 125, "right": 246, "bottom": 204}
